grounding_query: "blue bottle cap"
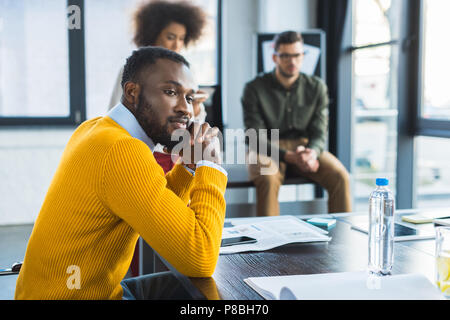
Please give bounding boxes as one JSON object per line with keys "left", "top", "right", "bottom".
{"left": 376, "top": 178, "right": 389, "bottom": 186}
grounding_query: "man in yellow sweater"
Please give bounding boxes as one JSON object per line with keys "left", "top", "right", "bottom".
{"left": 15, "top": 47, "right": 228, "bottom": 300}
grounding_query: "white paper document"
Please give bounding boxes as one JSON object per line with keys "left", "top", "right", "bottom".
{"left": 244, "top": 271, "right": 444, "bottom": 300}
{"left": 220, "top": 216, "right": 331, "bottom": 255}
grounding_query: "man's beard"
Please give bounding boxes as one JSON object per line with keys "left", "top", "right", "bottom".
{"left": 134, "top": 93, "right": 181, "bottom": 152}
{"left": 278, "top": 65, "right": 297, "bottom": 79}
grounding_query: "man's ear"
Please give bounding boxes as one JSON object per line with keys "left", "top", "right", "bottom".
{"left": 272, "top": 53, "right": 278, "bottom": 64}
{"left": 123, "top": 81, "right": 141, "bottom": 109}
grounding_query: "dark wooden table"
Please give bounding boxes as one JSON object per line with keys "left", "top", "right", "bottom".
{"left": 165, "top": 213, "right": 438, "bottom": 300}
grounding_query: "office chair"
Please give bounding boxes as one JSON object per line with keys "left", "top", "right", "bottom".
{"left": 0, "top": 262, "right": 22, "bottom": 276}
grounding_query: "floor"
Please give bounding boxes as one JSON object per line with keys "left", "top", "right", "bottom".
{"left": 0, "top": 224, "right": 33, "bottom": 300}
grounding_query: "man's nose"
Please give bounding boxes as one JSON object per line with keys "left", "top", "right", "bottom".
{"left": 175, "top": 96, "right": 193, "bottom": 119}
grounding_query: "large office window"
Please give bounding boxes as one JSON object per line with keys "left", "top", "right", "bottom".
{"left": 421, "top": 0, "right": 450, "bottom": 121}
{"left": 0, "top": 0, "right": 220, "bottom": 124}
{"left": 351, "top": 0, "right": 401, "bottom": 210}
{"left": 0, "top": 0, "right": 70, "bottom": 121}
{"left": 85, "top": 0, "right": 219, "bottom": 120}
{"left": 414, "top": 0, "right": 450, "bottom": 207}
{"left": 347, "top": 0, "right": 450, "bottom": 210}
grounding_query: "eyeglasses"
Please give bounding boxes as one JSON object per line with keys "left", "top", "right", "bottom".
{"left": 276, "top": 52, "right": 306, "bottom": 61}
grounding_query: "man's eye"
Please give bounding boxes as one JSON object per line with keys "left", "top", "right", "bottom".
{"left": 164, "top": 89, "right": 176, "bottom": 96}
{"left": 186, "top": 96, "right": 194, "bottom": 104}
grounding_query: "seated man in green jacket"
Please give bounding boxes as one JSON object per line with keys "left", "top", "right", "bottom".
{"left": 241, "top": 31, "right": 351, "bottom": 216}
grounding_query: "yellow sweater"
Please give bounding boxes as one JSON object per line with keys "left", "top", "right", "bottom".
{"left": 14, "top": 116, "right": 227, "bottom": 300}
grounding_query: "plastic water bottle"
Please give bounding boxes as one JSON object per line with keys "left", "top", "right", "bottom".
{"left": 368, "top": 178, "right": 395, "bottom": 275}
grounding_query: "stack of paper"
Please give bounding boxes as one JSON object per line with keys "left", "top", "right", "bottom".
{"left": 220, "top": 216, "right": 331, "bottom": 255}
{"left": 244, "top": 271, "right": 444, "bottom": 300}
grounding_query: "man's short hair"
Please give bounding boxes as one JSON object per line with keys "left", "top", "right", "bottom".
{"left": 121, "top": 46, "right": 190, "bottom": 88}
{"left": 273, "top": 31, "right": 304, "bottom": 52}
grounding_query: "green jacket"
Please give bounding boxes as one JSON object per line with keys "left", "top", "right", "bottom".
{"left": 241, "top": 71, "right": 329, "bottom": 161}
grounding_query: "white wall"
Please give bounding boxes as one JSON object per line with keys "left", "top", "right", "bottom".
{"left": 0, "top": 0, "right": 318, "bottom": 225}
{"left": 0, "top": 128, "right": 74, "bottom": 225}
{"left": 257, "top": 0, "right": 317, "bottom": 33}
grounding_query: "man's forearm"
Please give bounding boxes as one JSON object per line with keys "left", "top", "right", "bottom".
{"left": 165, "top": 163, "right": 195, "bottom": 204}
{"left": 307, "top": 140, "right": 324, "bottom": 159}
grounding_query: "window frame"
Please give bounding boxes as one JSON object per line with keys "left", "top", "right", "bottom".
{"left": 0, "top": 0, "right": 86, "bottom": 127}
{"left": 415, "top": 0, "right": 450, "bottom": 138}
{"left": 338, "top": 0, "right": 420, "bottom": 209}
{"left": 342, "top": 0, "right": 450, "bottom": 209}
{"left": 0, "top": 0, "right": 222, "bottom": 127}
{"left": 348, "top": 0, "right": 404, "bottom": 197}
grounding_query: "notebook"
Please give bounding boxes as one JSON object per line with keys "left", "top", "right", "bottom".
{"left": 244, "top": 271, "right": 444, "bottom": 300}
{"left": 401, "top": 210, "right": 450, "bottom": 224}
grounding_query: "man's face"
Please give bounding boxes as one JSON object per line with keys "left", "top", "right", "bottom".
{"left": 133, "top": 59, "right": 196, "bottom": 151}
{"left": 273, "top": 42, "right": 304, "bottom": 78}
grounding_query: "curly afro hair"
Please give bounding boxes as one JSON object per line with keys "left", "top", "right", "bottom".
{"left": 132, "top": 0, "right": 207, "bottom": 48}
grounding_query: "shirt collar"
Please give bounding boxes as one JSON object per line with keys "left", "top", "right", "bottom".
{"left": 107, "top": 103, "right": 156, "bottom": 152}
{"left": 270, "top": 69, "right": 302, "bottom": 91}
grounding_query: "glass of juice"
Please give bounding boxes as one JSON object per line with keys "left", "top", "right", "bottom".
{"left": 436, "top": 227, "right": 450, "bottom": 297}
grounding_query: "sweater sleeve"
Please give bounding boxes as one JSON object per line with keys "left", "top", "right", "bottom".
{"left": 165, "top": 163, "right": 194, "bottom": 204}
{"left": 101, "top": 138, "right": 227, "bottom": 277}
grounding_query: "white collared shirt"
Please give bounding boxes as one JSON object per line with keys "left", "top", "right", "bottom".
{"left": 107, "top": 103, "right": 227, "bottom": 177}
